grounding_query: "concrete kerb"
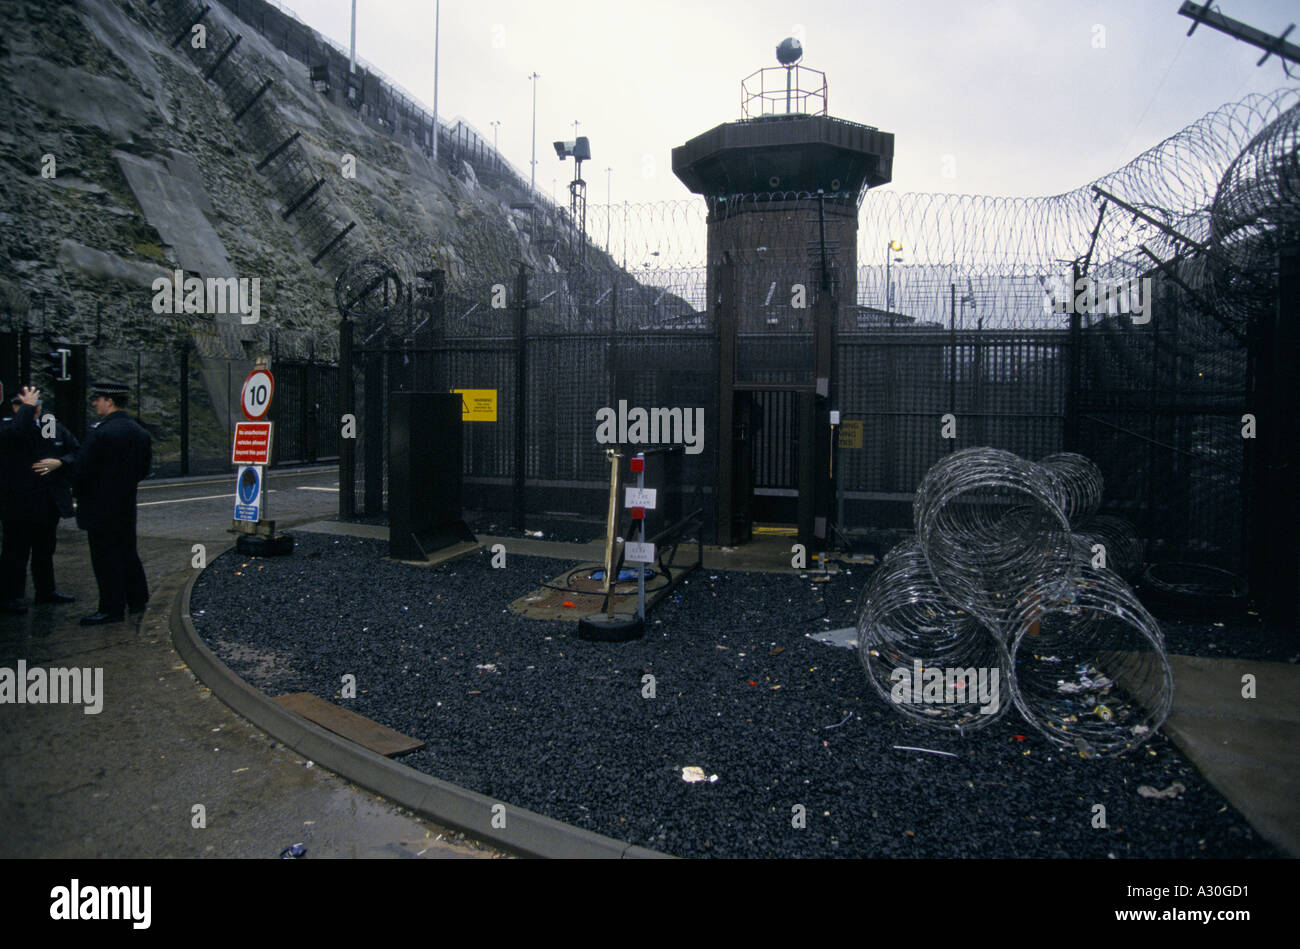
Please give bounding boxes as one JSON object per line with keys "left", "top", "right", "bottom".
{"left": 168, "top": 561, "right": 669, "bottom": 859}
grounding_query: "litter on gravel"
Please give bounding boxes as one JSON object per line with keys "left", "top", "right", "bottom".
{"left": 681, "top": 766, "right": 719, "bottom": 783}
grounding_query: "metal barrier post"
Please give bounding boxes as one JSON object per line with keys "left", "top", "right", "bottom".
{"left": 636, "top": 452, "right": 646, "bottom": 620}
{"left": 339, "top": 318, "right": 355, "bottom": 517}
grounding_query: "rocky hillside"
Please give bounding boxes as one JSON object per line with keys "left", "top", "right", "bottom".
{"left": 0, "top": 0, "right": 595, "bottom": 350}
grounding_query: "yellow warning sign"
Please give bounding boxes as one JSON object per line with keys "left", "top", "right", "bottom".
{"left": 451, "top": 389, "right": 497, "bottom": 422}
{"left": 839, "top": 419, "right": 863, "bottom": 450}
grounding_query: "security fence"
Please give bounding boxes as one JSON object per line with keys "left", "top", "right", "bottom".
{"left": 341, "top": 269, "right": 719, "bottom": 526}
{"left": 0, "top": 325, "right": 339, "bottom": 477}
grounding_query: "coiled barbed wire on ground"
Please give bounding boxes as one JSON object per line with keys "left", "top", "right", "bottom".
{"left": 913, "top": 448, "right": 1073, "bottom": 630}
{"left": 1039, "top": 452, "right": 1105, "bottom": 525}
{"left": 1006, "top": 565, "right": 1172, "bottom": 758}
{"left": 860, "top": 448, "right": 1167, "bottom": 756}
{"left": 858, "top": 540, "right": 1011, "bottom": 732}
{"left": 1072, "top": 514, "right": 1145, "bottom": 580}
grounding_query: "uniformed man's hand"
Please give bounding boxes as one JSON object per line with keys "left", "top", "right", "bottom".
{"left": 33, "top": 457, "right": 62, "bottom": 476}
{"left": 19, "top": 386, "right": 40, "bottom": 407}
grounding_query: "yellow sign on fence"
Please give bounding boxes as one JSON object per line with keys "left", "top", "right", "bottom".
{"left": 839, "top": 419, "right": 863, "bottom": 450}
{"left": 452, "top": 388, "right": 498, "bottom": 422}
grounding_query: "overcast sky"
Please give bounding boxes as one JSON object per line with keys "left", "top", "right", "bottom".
{"left": 286, "top": 0, "right": 1298, "bottom": 206}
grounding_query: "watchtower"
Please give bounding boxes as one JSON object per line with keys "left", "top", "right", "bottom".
{"left": 672, "top": 38, "right": 894, "bottom": 547}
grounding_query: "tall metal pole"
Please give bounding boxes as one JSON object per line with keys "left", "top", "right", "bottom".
{"left": 885, "top": 241, "right": 902, "bottom": 313}
{"left": 180, "top": 343, "right": 190, "bottom": 475}
{"left": 528, "top": 72, "right": 539, "bottom": 197}
{"left": 568, "top": 121, "right": 581, "bottom": 222}
{"left": 885, "top": 244, "right": 891, "bottom": 312}
{"left": 431, "top": 0, "right": 440, "bottom": 162}
{"left": 349, "top": 0, "right": 356, "bottom": 74}
{"left": 339, "top": 318, "right": 355, "bottom": 518}
{"left": 513, "top": 263, "right": 529, "bottom": 531}
{"left": 636, "top": 454, "right": 646, "bottom": 619}
{"left": 605, "top": 167, "right": 612, "bottom": 253}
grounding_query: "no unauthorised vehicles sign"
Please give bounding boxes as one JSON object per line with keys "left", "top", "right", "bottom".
{"left": 232, "top": 421, "right": 274, "bottom": 465}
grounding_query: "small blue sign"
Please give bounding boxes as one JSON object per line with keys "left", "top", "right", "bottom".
{"left": 234, "top": 465, "right": 262, "bottom": 522}
{"left": 238, "top": 467, "right": 260, "bottom": 503}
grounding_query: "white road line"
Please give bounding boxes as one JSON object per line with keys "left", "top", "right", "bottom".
{"left": 138, "top": 491, "right": 277, "bottom": 507}
{"left": 139, "top": 468, "right": 337, "bottom": 490}
{"left": 297, "top": 486, "right": 339, "bottom": 492}
{"left": 138, "top": 493, "right": 232, "bottom": 506}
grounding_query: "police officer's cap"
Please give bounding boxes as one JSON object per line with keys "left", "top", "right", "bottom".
{"left": 90, "top": 380, "right": 131, "bottom": 398}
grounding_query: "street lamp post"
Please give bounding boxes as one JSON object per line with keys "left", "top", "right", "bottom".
{"left": 490, "top": 120, "right": 501, "bottom": 169}
{"left": 431, "top": 0, "right": 440, "bottom": 162}
{"left": 528, "top": 72, "right": 540, "bottom": 197}
{"left": 605, "top": 167, "right": 612, "bottom": 253}
{"left": 885, "top": 239, "right": 903, "bottom": 313}
{"left": 349, "top": 0, "right": 357, "bottom": 74}
{"left": 568, "top": 120, "right": 581, "bottom": 220}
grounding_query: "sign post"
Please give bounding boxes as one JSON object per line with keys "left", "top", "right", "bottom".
{"left": 232, "top": 359, "right": 292, "bottom": 556}
{"left": 628, "top": 453, "right": 652, "bottom": 618}
{"left": 576, "top": 450, "right": 644, "bottom": 642}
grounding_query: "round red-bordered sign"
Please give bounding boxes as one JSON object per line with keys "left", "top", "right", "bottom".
{"left": 241, "top": 369, "right": 274, "bottom": 421}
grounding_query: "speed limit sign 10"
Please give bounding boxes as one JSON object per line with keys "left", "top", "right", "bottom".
{"left": 241, "top": 369, "right": 274, "bottom": 421}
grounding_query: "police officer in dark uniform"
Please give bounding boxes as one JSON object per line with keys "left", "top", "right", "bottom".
{"left": 37, "top": 380, "right": 152, "bottom": 626}
{"left": 1, "top": 386, "right": 79, "bottom": 614}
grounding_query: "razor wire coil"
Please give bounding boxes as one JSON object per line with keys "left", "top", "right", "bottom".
{"left": 862, "top": 447, "right": 1169, "bottom": 757}
{"left": 858, "top": 540, "right": 1011, "bottom": 732}
{"left": 1006, "top": 565, "right": 1172, "bottom": 757}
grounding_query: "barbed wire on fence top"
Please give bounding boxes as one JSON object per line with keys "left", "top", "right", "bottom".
{"left": 230, "top": 0, "right": 1295, "bottom": 310}
{"left": 586, "top": 87, "right": 1300, "bottom": 277}
{"left": 1207, "top": 98, "right": 1300, "bottom": 328}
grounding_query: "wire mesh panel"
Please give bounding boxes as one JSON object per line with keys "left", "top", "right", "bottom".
{"left": 314, "top": 365, "right": 341, "bottom": 459}
{"left": 527, "top": 335, "right": 612, "bottom": 508}
{"left": 834, "top": 330, "right": 1068, "bottom": 518}
{"left": 272, "top": 363, "right": 306, "bottom": 463}
{"left": 612, "top": 333, "right": 720, "bottom": 526}
{"left": 1077, "top": 270, "right": 1249, "bottom": 570}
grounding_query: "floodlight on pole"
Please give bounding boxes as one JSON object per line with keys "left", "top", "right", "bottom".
{"left": 886, "top": 240, "right": 904, "bottom": 312}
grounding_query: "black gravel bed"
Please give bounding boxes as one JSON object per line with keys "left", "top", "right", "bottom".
{"left": 1134, "top": 605, "right": 1298, "bottom": 664}
{"left": 335, "top": 510, "right": 606, "bottom": 545}
{"left": 462, "top": 510, "right": 607, "bottom": 545}
{"left": 191, "top": 533, "right": 1279, "bottom": 858}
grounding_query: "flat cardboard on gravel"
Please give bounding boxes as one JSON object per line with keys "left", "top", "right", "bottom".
{"left": 274, "top": 692, "right": 426, "bottom": 756}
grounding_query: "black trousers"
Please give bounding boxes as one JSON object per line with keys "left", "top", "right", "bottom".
{"left": 1, "top": 514, "right": 60, "bottom": 601}
{"left": 87, "top": 524, "right": 148, "bottom": 616}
